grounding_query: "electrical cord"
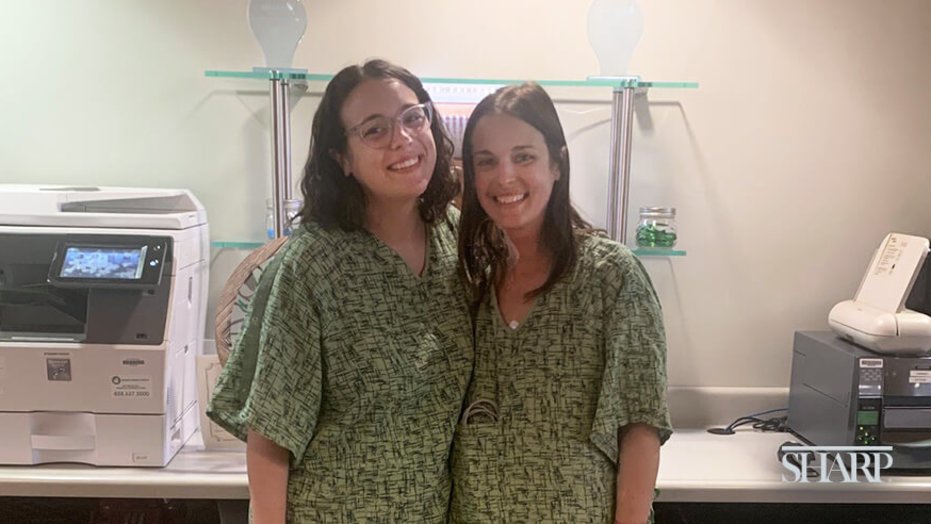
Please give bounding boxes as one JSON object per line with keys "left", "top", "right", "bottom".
{"left": 706, "top": 408, "right": 788, "bottom": 435}
{"left": 707, "top": 409, "right": 826, "bottom": 477}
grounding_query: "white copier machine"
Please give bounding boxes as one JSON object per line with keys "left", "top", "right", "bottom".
{"left": 0, "top": 185, "right": 208, "bottom": 466}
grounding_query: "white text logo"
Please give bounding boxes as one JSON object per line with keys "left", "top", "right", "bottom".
{"left": 781, "top": 446, "right": 893, "bottom": 483}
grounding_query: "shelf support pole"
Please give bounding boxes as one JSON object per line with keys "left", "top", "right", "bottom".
{"left": 606, "top": 85, "right": 636, "bottom": 244}
{"left": 269, "top": 75, "right": 293, "bottom": 239}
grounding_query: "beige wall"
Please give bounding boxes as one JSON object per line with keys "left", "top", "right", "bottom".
{"left": 2, "top": 0, "right": 930, "bottom": 392}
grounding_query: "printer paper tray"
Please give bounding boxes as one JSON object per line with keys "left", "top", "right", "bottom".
{"left": 0, "top": 404, "right": 197, "bottom": 466}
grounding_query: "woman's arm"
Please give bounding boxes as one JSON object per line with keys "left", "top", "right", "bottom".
{"left": 614, "top": 423, "right": 661, "bottom": 524}
{"left": 247, "top": 428, "right": 290, "bottom": 524}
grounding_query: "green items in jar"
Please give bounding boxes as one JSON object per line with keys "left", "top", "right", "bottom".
{"left": 636, "top": 207, "right": 677, "bottom": 248}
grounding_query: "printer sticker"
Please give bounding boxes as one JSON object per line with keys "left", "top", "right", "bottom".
{"left": 909, "top": 370, "right": 931, "bottom": 384}
{"left": 110, "top": 375, "right": 152, "bottom": 398}
{"left": 46, "top": 358, "right": 72, "bottom": 381}
{"left": 859, "top": 359, "right": 883, "bottom": 368}
{"left": 874, "top": 237, "right": 905, "bottom": 277}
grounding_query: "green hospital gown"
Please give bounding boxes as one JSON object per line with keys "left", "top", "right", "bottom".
{"left": 207, "top": 210, "right": 473, "bottom": 523}
{"left": 451, "top": 234, "right": 672, "bottom": 523}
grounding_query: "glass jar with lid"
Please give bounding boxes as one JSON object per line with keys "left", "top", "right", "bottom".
{"left": 265, "top": 198, "right": 303, "bottom": 239}
{"left": 635, "top": 207, "right": 677, "bottom": 248}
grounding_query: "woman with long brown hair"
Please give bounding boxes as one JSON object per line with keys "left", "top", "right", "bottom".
{"left": 453, "top": 82, "right": 671, "bottom": 523}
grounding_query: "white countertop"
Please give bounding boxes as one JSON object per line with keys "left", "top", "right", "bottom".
{"left": 657, "top": 429, "right": 931, "bottom": 504}
{"left": 0, "top": 432, "right": 248, "bottom": 500}
{"left": 1, "top": 429, "right": 930, "bottom": 502}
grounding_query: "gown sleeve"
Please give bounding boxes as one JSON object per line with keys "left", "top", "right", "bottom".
{"left": 590, "top": 251, "right": 672, "bottom": 464}
{"left": 207, "top": 243, "right": 323, "bottom": 464}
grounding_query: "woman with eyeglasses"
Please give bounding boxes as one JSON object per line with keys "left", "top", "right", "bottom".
{"left": 452, "top": 82, "right": 671, "bottom": 524}
{"left": 208, "top": 59, "right": 472, "bottom": 522}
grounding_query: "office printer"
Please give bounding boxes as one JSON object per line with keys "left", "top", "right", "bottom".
{"left": 0, "top": 185, "right": 208, "bottom": 466}
{"left": 788, "top": 331, "right": 931, "bottom": 471}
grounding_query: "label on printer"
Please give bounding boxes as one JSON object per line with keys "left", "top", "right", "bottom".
{"left": 110, "top": 375, "right": 152, "bottom": 398}
{"left": 46, "top": 358, "right": 72, "bottom": 381}
{"left": 910, "top": 370, "right": 931, "bottom": 384}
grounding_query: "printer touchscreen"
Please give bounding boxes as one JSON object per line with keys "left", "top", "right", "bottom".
{"left": 60, "top": 246, "right": 148, "bottom": 280}
{"left": 48, "top": 235, "right": 170, "bottom": 289}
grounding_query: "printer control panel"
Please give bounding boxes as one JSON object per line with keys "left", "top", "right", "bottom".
{"left": 858, "top": 358, "right": 884, "bottom": 397}
{"left": 47, "top": 235, "right": 171, "bottom": 289}
{"left": 856, "top": 357, "right": 884, "bottom": 445}
{"left": 855, "top": 399, "right": 881, "bottom": 445}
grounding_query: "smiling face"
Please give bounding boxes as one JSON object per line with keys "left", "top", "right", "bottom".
{"left": 471, "top": 113, "right": 559, "bottom": 239}
{"left": 338, "top": 78, "right": 437, "bottom": 206}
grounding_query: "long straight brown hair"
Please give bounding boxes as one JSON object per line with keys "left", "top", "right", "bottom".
{"left": 457, "top": 82, "right": 592, "bottom": 309}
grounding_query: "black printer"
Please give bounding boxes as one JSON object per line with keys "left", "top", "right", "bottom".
{"left": 788, "top": 331, "right": 931, "bottom": 471}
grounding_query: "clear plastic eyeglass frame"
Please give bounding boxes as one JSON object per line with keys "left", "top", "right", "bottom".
{"left": 345, "top": 103, "right": 434, "bottom": 150}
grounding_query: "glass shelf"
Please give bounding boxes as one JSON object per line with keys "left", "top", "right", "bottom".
{"left": 211, "top": 240, "right": 267, "bottom": 250}
{"left": 205, "top": 70, "right": 698, "bottom": 89}
{"left": 205, "top": 70, "right": 332, "bottom": 82}
{"left": 207, "top": 68, "right": 697, "bottom": 249}
{"left": 631, "top": 247, "right": 687, "bottom": 257}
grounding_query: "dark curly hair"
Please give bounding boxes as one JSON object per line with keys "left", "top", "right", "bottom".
{"left": 297, "top": 59, "right": 457, "bottom": 230}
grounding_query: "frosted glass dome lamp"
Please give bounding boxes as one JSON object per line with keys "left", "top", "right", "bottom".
{"left": 248, "top": 0, "right": 308, "bottom": 72}
{"left": 586, "top": 0, "right": 644, "bottom": 80}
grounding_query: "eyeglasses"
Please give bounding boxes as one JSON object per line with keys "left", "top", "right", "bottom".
{"left": 345, "top": 103, "right": 434, "bottom": 150}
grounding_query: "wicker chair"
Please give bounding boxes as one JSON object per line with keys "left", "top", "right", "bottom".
{"left": 214, "top": 237, "right": 288, "bottom": 367}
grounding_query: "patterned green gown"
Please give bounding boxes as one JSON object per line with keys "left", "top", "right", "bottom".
{"left": 207, "top": 210, "right": 473, "bottom": 523}
{"left": 451, "top": 234, "right": 672, "bottom": 523}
